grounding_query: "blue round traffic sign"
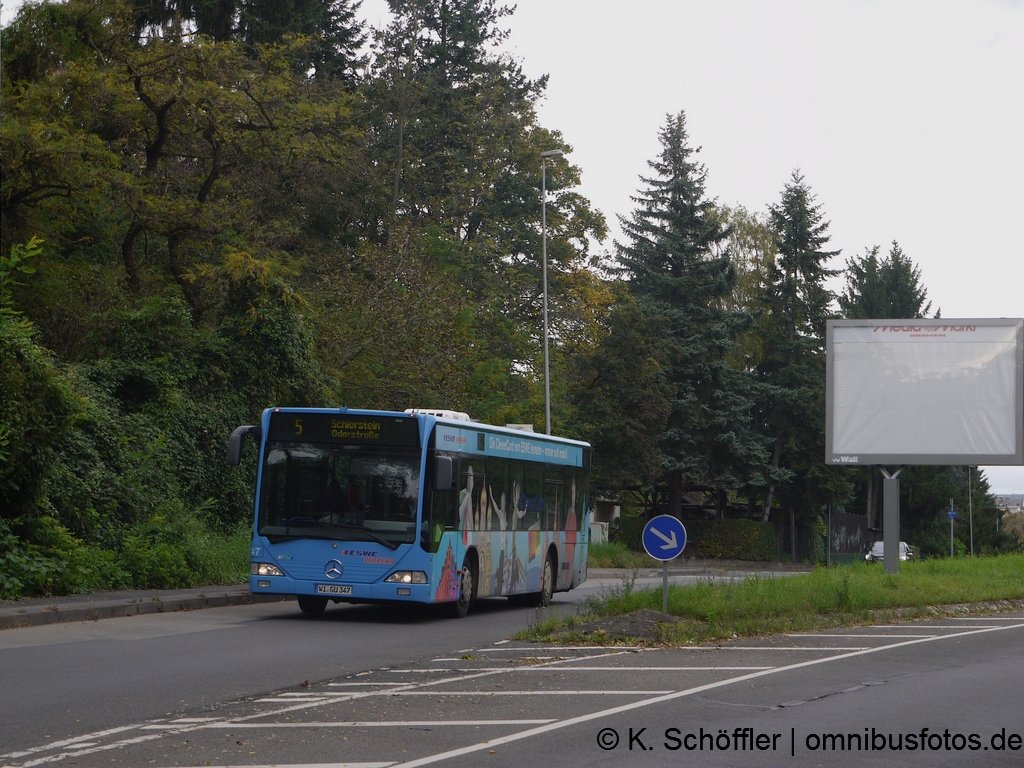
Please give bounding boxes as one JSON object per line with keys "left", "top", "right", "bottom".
{"left": 642, "top": 515, "right": 687, "bottom": 561}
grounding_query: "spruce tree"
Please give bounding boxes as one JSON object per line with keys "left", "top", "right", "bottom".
{"left": 755, "top": 171, "right": 845, "bottom": 523}
{"left": 840, "top": 241, "right": 935, "bottom": 319}
{"left": 617, "top": 112, "right": 766, "bottom": 515}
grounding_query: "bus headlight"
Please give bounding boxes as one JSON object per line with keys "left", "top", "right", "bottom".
{"left": 251, "top": 562, "right": 284, "bottom": 577}
{"left": 384, "top": 571, "right": 427, "bottom": 584}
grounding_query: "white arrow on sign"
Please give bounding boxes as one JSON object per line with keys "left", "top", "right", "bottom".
{"left": 651, "top": 526, "right": 678, "bottom": 550}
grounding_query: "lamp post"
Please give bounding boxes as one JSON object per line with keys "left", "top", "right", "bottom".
{"left": 540, "top": 149, "right": 563, "bottom": 436}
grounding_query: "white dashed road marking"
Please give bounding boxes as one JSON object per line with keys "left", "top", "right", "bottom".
{"left": 6, "top": 618, "right": 1024, "bottom": 768}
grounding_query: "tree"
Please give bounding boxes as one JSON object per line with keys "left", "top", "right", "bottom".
{"left": 134, "top": 0, "right": 367, "bottom": 79}
{"left": 2, "top": 0, "right": 364, "bottom": 328}
{"left": 616, "top": 112, "right": 767, "bottom": 515}
{"left": 839, "top": 241, "right": 935, "bottom": 319}
{"left": 754, "top": 171, "right": 845, "bottom": 523}
{"left": 363, "top": 0, "right": 607, "bottom": 426}
{"left": 568, "top": 288, "right": 672, "bottom": 490}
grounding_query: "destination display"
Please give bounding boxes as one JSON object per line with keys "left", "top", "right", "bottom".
{"left": 268, "top": 411, "right": 420, "bottom": 448}
{"left": 433, "top": 424, "right": 586, "bottom": 467}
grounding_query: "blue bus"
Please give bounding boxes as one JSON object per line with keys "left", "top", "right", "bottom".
{"left": 228, "top": 407, "right": 591, "bottom": 617}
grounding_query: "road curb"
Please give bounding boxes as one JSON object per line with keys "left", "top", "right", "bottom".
{"left": 0, "top": 592, "right": 291, "bottom": 630}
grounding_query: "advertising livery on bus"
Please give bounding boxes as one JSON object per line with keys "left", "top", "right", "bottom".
{"left": 228, "top": 407, "right": 591, "bottom": 617}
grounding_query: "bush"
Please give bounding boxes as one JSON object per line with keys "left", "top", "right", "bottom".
{"left": 609, "top": 513, "right": 646, "bottom": 551}
{"left": 609, "top": 513, "right": 778, "bottom": 562}
{"left": 684, "top": 519, "right": 777, "bottom": 561}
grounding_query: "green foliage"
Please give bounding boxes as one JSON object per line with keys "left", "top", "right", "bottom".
{"left": 610, "top": 515, "right": 777, "bottom": 562}
{"left": 684, "top": 519, "right": 777, "bottom": 561}
{"left": 524, "top": 553, "right": 1024, "bottom": 645}
{"left": 587, "top": 541, "right": 654, "bottom": 569}
{"left": 0, "top": 304, "right": 77, "bottom": 522}
{"left": 609, "top": 512, "right": 647, "bottom": 552}
{"left": 753, "top": 171, "right": 846, "bottom": 523}
{"left": 840, "top": 241, "right": 935, "bottom": 319}
{"left": 615, "top": 112, "right": 768, "bottom": 508}
{"left": 569, "top": 289, "right": 671, "bottom": 488}
{"left": 1, "top": 0, "right": 1012, "bottom": 600}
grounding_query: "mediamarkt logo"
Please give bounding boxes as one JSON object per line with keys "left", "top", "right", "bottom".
{"left": 835, "top": 455, "right": 859, "bottom": 463}
{"left": 872, "top": 325, "right": 976, "bottom": 333}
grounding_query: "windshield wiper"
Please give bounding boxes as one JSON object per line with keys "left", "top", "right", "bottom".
{"left": 311, "top": 522, "right": 401, "bottom": 550}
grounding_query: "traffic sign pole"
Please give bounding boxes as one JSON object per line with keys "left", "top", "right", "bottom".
{"left": 641, "top": 515, "right": 687, "bottom": 614}
{"left": 949, "top": 499, "right": 957, "bottom": 557}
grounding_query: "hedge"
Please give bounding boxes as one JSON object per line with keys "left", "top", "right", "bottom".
{"left": 610, "top": 515, "right": 777, "bottom": 562}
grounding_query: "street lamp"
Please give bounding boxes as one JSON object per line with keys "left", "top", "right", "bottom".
{"left": 540, "top": 149, "right": 563, "bottom": 436}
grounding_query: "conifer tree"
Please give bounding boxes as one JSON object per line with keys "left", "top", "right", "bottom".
{"left": 839, "top": 241, "right": 935, "bottom": 319}
{"left": 617, "top": 112, "right": 766, "bottom": 515}
{"left": 755, "top": 171, "right": 845, "bottom": 522}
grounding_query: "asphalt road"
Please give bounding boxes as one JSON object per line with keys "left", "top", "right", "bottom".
{"left": 2, "top": 578, "right": 1022, "bottom": 768}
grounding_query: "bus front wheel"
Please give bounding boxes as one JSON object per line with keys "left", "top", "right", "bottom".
{"left": 451, "top": 566, "right": 473, "bottom": 618}
{"left": 297, "top": 595, "right": 328, "bottom": 615}
{"left": 536, "top": 554, "right": 555, "bottom": 607}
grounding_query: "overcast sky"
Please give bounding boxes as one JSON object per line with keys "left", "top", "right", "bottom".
{"left": 3, "top": 0, "right": 1022, "bottom": 491}
{"left": 361, "top": 0, "right": 1024, "bottom": 493}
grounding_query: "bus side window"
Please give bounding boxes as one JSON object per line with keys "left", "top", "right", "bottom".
{"left": 519, "top": 463, "right": 543, "bottom": 530}
{"left": 423, "top": 452, "right": 456, "bottom": 552}
{"left": 459, "top": 463, "right": 481, "bottom": 530}
{"left": 486, "top": 458, "right": 509, "bottom": 531}
{"left": 544, "top": 464, "right": 565, "bottom": 531}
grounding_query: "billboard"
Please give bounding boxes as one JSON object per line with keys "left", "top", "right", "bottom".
{"left": 826, "top": 319, "right": 1024, "bottom": 466}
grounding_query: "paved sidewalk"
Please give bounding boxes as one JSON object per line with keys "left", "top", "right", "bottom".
{"left": 0, "top": 584, "right": 289, "bottom": 630}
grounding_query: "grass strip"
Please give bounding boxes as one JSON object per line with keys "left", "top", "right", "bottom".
{"left": 587, "top": 541, "right": 663, "bottom": 569}
{"left": 521, "top": 553, "right": 1024, "bottom": 646}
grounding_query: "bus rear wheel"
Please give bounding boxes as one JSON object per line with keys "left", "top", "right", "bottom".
{"left": 297, "top": 595, "right": 328, "bottom": 615}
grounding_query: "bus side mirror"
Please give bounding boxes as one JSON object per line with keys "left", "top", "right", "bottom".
{"left": 433, "top": 456, "right": 453, "bottom": 491}
{"left": 227, "top": 425, "right": 262, "bottom": 466}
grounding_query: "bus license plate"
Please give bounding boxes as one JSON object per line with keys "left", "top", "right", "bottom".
{"left": 316, "top": 584, "right": 352, "bottom": 595}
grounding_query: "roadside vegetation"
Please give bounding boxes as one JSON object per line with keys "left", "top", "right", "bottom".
{"left": 586, "top": 541, "right": 661, "bottom": 569}
{"left": 523, "top": 553, "right": 1024, "bottom": 646}
{"left": 2, "top": 1, "right": 1018, "bottom": 599}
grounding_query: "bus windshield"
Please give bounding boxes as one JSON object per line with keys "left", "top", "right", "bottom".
{"left": 258, "top": 442, "right": 421, "bottom": 548}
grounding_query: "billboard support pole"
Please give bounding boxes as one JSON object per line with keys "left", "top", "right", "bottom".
{"left": 879, "top": 466, "right": 904, "bottom": 574}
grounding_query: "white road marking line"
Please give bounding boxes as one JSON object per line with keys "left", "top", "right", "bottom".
{"left": 6, "top": 652, "right": 629, "bottom": 766}
{"left": 684, "top": 646, "right": 870, "bottom": 651}
{"left": 387, "top": 621, "right": 1024, "bottom": 768}
{"left": 498, "top": 666, "right": 776, "bottom": 671}
{"left": 221, "top": 651, "right": 639, "bottom": 723}
{"left": 327, "top": 682, "right": 408, "bottom": 687}
{"left": 253, "top": 698, "right": 330, "bottom": 703}
{"left": 274, "top": 690, "right": 674, "bottom": 697}
{"left": 787, "top": 633, "right": 936, "bottom": 638}
{"left": 19, "top": 729, "right": 190, "bottom": 767}
{"left": 0, "top": 724, "right": 147, "bottom": 760}
{"left": 175, "top": 763, "right": 395, "bottom": 768}
{"left": 868, "top": 623, "right": 1016, "bottom": 629}
{"left": 474, "top": 646, "right": 641, "bottom": 652}
{"left": 207, "top": 719, "right": 558, "bottom": 728}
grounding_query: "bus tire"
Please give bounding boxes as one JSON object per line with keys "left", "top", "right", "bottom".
{"left": 297, "top": 595, "right": 328, "bottom": 615}
{"left": 535, "top": 554, "right": 555, "bottom": 607}
{"left": 451, "top": 566, "right": 473, "bottom": 618}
